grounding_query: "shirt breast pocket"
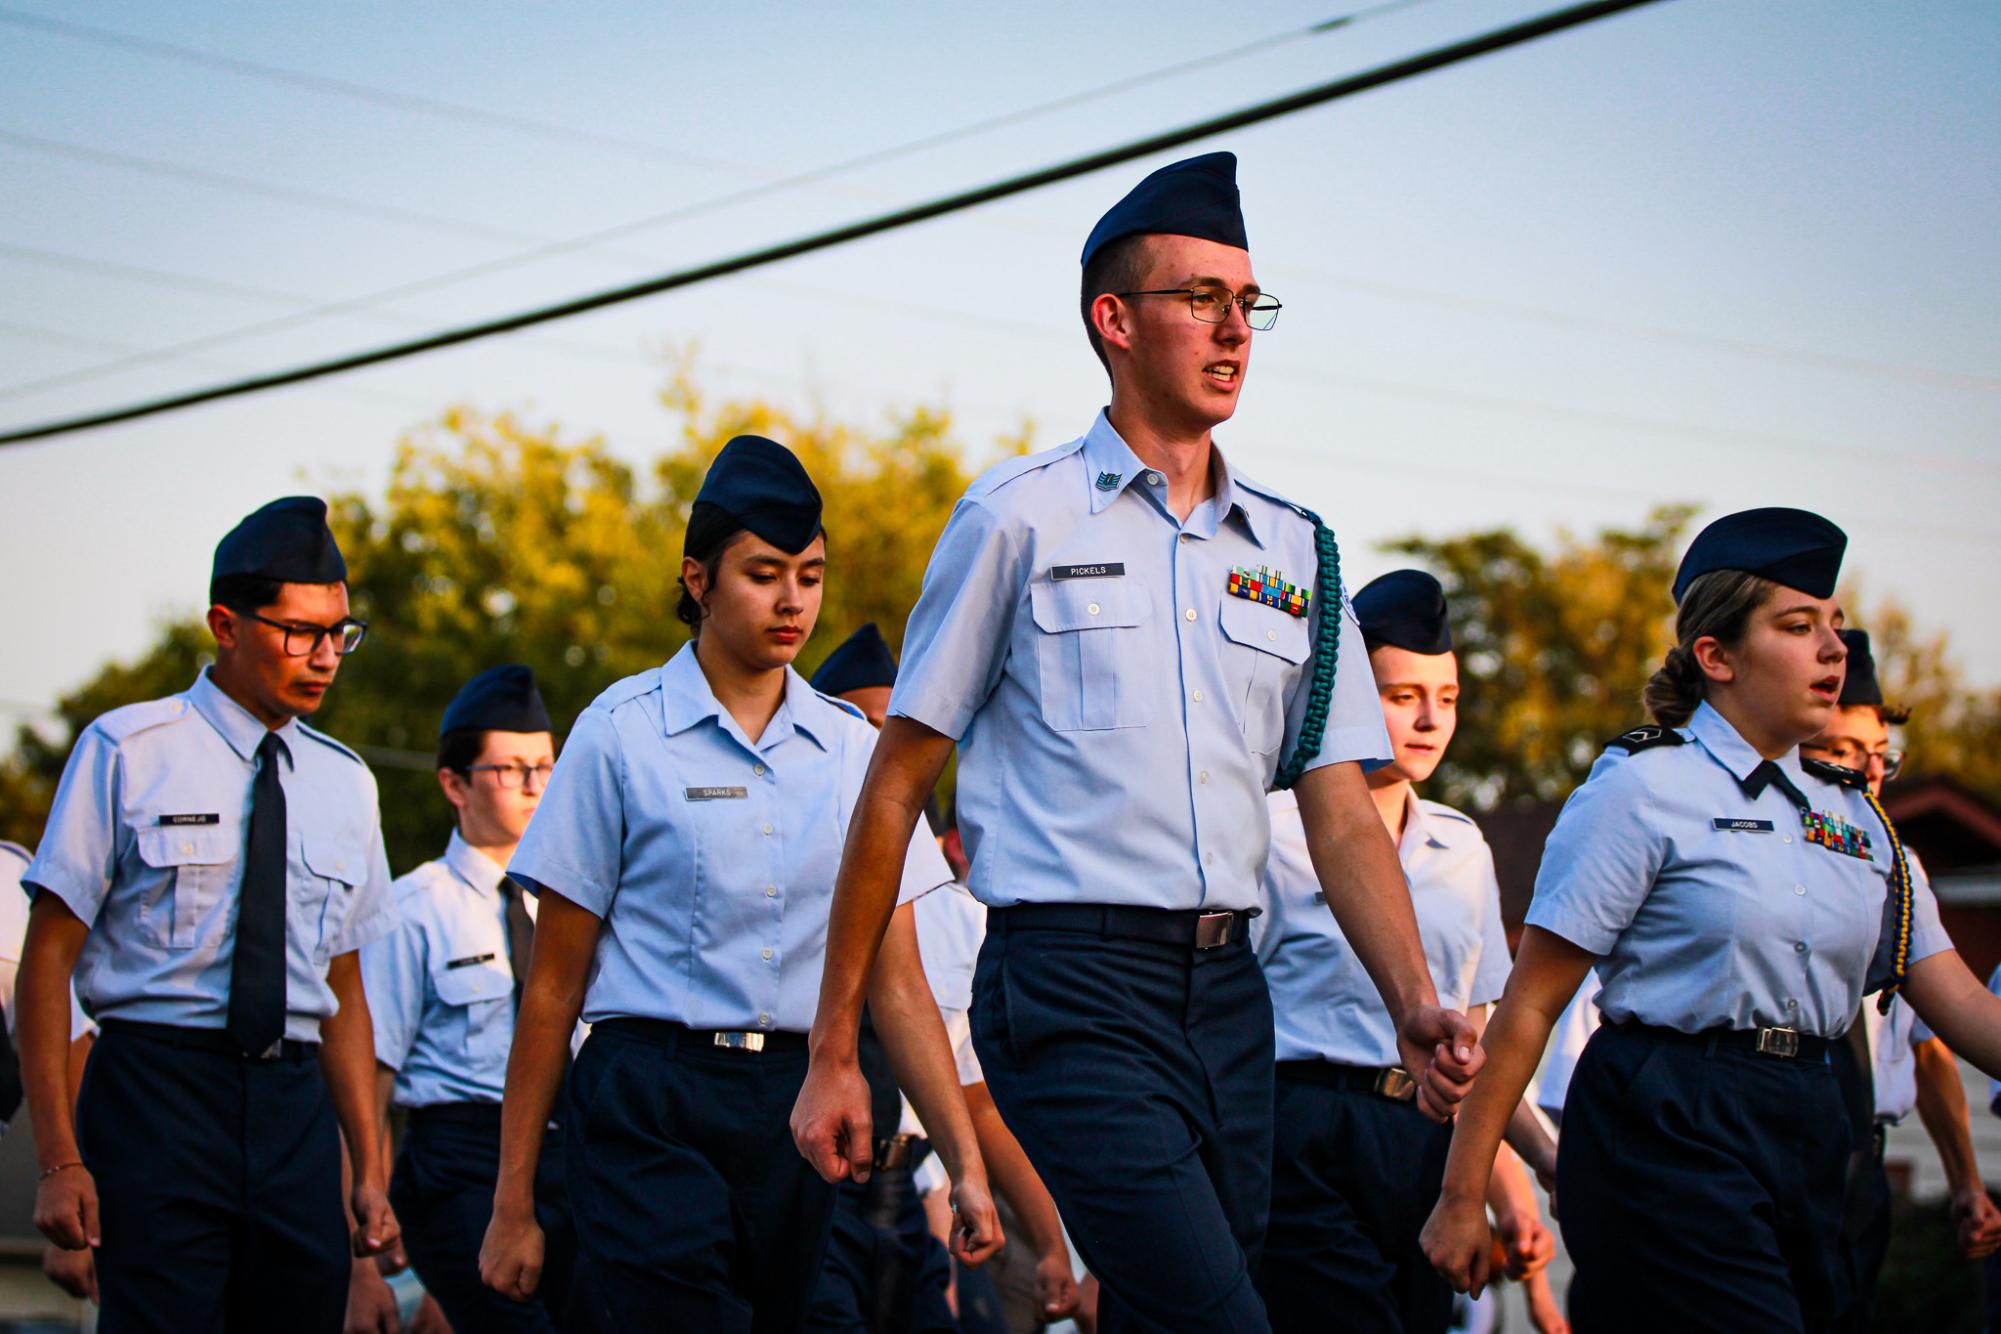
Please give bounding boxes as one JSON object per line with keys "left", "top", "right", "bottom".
{"left": 431, "top": 954, "right": 514, "bottom": 1067}
{"left": 300, "top": 835, "right": 367, "bottom": 963}
{"left": 1218, "top": 599, "right": 1311, "bottom": 757}
{"left": 1029, "top": 580, "right": 1154, "bottom": 732}
{"left": 133, "top": 824, "right": 237, "bottom": 950}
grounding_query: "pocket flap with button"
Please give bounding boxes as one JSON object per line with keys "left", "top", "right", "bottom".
{"left": 135, "top": 824, "right": 234, "bottom": 868}
{"left": 433, "top": 954, "right": 515, "bottom": 1008}
{"left": 1030, "top": 580, "right": 1149, "bottom": 633}
{"left": 1219, "top": 598, "right": 1311, "bottom": 664}
{"left": 301, "top": 836, "right": 365, "bottom": 889}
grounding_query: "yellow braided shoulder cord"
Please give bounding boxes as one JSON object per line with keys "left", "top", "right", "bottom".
{"left": 1863, "top": 787, "right": 1914, "bottom": 1015}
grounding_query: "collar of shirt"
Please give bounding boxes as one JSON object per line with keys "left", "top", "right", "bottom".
{"left": 656, "top": 642, "right": 836, "bottom": 759}
{"left": 1686, "top": 700, "right": 1812, "bottom": 796}
{"left": 1079, "top": 409, "right": 1262, "bottom": 546}
{"left": 1398, "top": 788, "right": 1453, "bottom": 855}
{"left": 442, "top": 829, "right": 508, "bottom": 900}
{"left": 188, "top": 667, "right": 299, "bottom": 769}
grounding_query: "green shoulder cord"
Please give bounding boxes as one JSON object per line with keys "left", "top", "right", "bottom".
{"left": 1863, "top": 787, "right": 1915, "bottom": 1014}
{"left": 1273, "top": 507, "right": 1341, "bottom": 792}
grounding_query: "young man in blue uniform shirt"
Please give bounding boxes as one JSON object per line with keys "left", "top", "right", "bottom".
{"left": 793, "top": 153, "right": 1482, "bottom": 1333}
{"left": 357, "top": 665, "right": 576, "bottom": 1332}
{"left": 17, "top": 496, "right": 400, "bottom": 1333}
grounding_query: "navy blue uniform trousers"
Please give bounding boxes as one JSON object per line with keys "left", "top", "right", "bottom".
{"left": 391, "top": 1104, "right": 576, "bottom": 1332}
{"left": 972, "top": 912, "right": 1274, "bottom": 1334}
{"left": 1256, "top": 1069, "right": 1453, "bottom": 1334}
{"left": 80, "top": 1022, "right": 349, "bottom": 1334}
{"left": 1559, "top": 1024, "right": 1851, "bottom": 1333}
{"left": 807, "top": 1162, "right": 956, "bottom": 1333}
{"left": 561, "top": 1019, "right": 836, "bottom": 1334}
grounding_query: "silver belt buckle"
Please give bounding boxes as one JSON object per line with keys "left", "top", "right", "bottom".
{"left": 1374, "top": 1067, "right": 1417, "bottom": 1102}
{"left": 712, "top": 1031, "right": 766, "bottom": 1053}
{"left": 1754, "top": 1026, "right": 1799, "bottom": 1059}
{"left": 1194, "top": 912, "right": 1235, "bottom": 950}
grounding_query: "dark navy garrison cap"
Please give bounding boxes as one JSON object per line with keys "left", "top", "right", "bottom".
{"left": 212, "top": 496, "right": 347, "bottom": 585}
{"left": 811, "top": 623, "right": 898, "bottom": 696}
{"left": 691, "top": 435, "right": 823, "bottom": 555}
{"left": 1837, "top": 629, "right": 1884, "bottom": 708}
{"left": 1081, "top": 151, "right": 1248, "bottom": 268}
{"left": 1354, "top": 570, "right": 1453, "bottom": 655}
{"left": 1671, "top": 507, "right": 1847, "bottom": 604}
{"left": 439, "top": 664, "right": 551, "bottom": 739}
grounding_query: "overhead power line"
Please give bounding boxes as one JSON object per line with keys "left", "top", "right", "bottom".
{"left": 0, "top": 0, "right": 1667, "bottom": 448}
{"left": 0, "top": 0, "right": 1444, "bottom": 405}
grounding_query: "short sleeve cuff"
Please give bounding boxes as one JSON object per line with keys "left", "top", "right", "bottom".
{"left": 21, "top": 867, "right": 104, "bottom": 931}
{"left": 1295, "top": 722, "right": 1394, "bottom": 776}
{"left": 1522, "top": 902, "right": 1620, "bottom": 958}
{"left": 507, "top": 863, "right": 614, "bottom": 919}
{"left": 330, "top": 901, "right": 397, "bottom": 957}
{"left": 888, "top": 689, "right": 977, "bottom": 745}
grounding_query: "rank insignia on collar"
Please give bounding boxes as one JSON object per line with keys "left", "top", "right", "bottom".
{"left": 1095, "top": 471, "right": 1122, "bottom": 491}
{"left": 1802, "top": 808, "right": 1873, "bottom": 861}
{"left": 1227, "top": 565, "right": 1312, "bottom": 617}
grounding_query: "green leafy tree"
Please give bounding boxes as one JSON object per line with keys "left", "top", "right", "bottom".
{"left": 1, "top": 367, "right": 1020, "bottom": 868}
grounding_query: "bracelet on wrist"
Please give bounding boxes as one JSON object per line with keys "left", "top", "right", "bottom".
{"left": 38, "top": 1161, "right": 85, "bottom": 1181}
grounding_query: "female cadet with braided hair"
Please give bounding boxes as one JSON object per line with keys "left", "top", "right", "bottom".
{"left": 1421, "top": 507, "right": 2001, "bottom": 1333}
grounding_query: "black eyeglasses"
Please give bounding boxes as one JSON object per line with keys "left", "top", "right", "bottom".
{"left": 1801, "top": 739, "right": 1905, "bottom": 781}
{"left": 464, "top": 761, "right": 555, "bottom": 789}
{"left": 1116, "top": 285, "right": 1283, "bottom": 331}
{"left": 242, "top": 611, "right": 368, "bottom": 657}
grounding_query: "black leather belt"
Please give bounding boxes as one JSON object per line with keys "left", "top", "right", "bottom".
{"left": 1611, "top": 1021, "right": 1832, "bottom": 1062}
{"left": 101, "top": 1019, "right": 316, "bottom": 1062}
{"left": 410, "top": 1100, "right": 563, "bottom": 1134}
{"left": 1275, "top": 1059, "right": 1417, "bottom": 1103}
{"left": 594, "top": 1017, "right": 808, "bottom": 1054}
{"left": 873, "top": 1133, "right": 928, "bottom": 1171}
{"left": 989, "top": 904, "right": 1255, "bottom": 951}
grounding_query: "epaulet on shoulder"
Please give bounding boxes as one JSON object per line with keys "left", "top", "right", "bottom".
{"left": 813, "top": 691, "right": 868, "bottom": 723}
{"left": 94, "top": 695, "right": 193, "bottom": 744}
{"left": 1802, "top": 757, "right": 1869, "bottom": 791}
{"left": 591, "top": 668, "right": 661, "bottom": 713}
{"left": 1605, "top": 724, "right": 1685, "bottom": 754}
{"left": 963, "top": 439, "right": 1081, "bottom": 499}
{"left": 296, "top": 721, "right": 364, "bottom": 765}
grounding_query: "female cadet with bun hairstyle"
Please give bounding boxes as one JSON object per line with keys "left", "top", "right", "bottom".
{"left": 1422, "top": 507, "right": 2001, "bottom": 1333}
{"left": 476, "top": 436, "right": 1000, "bottom": 1333}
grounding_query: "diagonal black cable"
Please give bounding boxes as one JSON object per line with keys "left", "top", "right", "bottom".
{"left": 0, "top": 0, "right": 1667, "bottom": 447}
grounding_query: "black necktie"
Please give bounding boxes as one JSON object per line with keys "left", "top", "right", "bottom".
{"left": 500, "top": 876, "right": 536, "bottom": 1008}
{"left": 228, "top": 732, "right": 289, "bottom": 1056}
{"left": 1743, "top": 760, "right": 1810, "bottom": 812}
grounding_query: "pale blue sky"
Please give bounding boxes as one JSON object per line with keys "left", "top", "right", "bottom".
{"left": 1, "top": 0, "right": 1996, "bottom": 727}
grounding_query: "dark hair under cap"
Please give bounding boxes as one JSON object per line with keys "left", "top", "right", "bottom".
{"left": 811, "top": 623, "right": 897, "bottom": 696}
{"left": 1353, "top": 569, "right": 1453, "bottom": 656}
{"left": 1080, "top": 151, "right": 1248, "bottom": 268}
{"left": 690, "top": 435, "right": 823, "bottom": 556}
{"left": 1672, "top": 507, "right": 1846, "bottom": 604}
{"left": 439, "top": 664, "right": 551, "bottom": 739}
{"left": 211, "top": 495, "right": 346, "bottom": 585}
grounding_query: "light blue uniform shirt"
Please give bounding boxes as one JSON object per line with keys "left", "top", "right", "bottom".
{"left": 1255, "top": 786, "right": 1511, "bottom": 1066}
{"left": 362, "top": 832, "right": 527, "bottom": 1107}
{"left": 1866, "top": 994, "right": 1930, "bottom": 1125}
{"left": 24, "top": 669, "right": 396, "bottom": 1043}
{"left": 1524, "top": 700, "right": 1949, "bottom": 1038}
{"left": 890, "top": 411, "right": 1391, "bottom": 912}
{"left": 508, "top": 644, "right": 952, "bottom": 1034}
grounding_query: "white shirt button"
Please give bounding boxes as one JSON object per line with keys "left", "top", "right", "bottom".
{"left": 1192, "top": 690, "right": 1204, "bottom": 703}
{"left": 759, "top": 1013, "right": 772, "bottom": 1027}
{"left": 754, "top": 763, "right": 766, "bottom": 776}
{"left": 1795, "top": 941, "right": 1808, "bottom": 954}
{"left": 1147, "top": 472, "right": 1163, "bottom": 486}
{"left": 1184, "top": 608, "right": 1198, "bottom": 622}
{"left": 1794, "top": 885, "right": 1806, "bottom": 896}
{"left": 761, "top": 948, "right": 774, "bottom": 961}
{"left": 1787, "top": 998, "right": 1799, "bottom": 1009}
{"left": 1179, "top": 533, "right": 1191, "bottom": 543}
{"left": 1266, "top": 630, "right": 1277, "bottom": 642}
{"left": 1203, "top": 851, "right": 1214, "bottom": 865}
{"left": 181, "top": 842, "right": 193, "bottom": 855}
{"left": 1783, "top": 834, "right": 1794, "bottom": 844}
{"left": 762, "top": 824, "right": 774, "bottom": 836}
{"left": 1087, "top": 602, "right": 1101, "bottom": 616}
{"left": 765, "top": 885, "right": 778, "bottom": 898}
{"left": 1199, "top": 771, "right": 1210, "bottom": 785}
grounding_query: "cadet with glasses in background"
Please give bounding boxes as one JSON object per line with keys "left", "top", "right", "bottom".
{"left": 18, "top": 496, "right": 399, "bottom": 1334}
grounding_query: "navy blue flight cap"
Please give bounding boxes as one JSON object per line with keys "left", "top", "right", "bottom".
{"left": 692, "top": 435, "right": 823, "bottom": 555}
{"left": 811, "top": 623, "right": 898, "bottom": 696}
{"left": 1081, "top": 151, "right": 1248, "bottom": 268}
{"left": 1837, "top": 629, "right": 1884, "bottom": 709}
{"left": 1354, "top": 570, "right": 1453, "bottom": 655}
{"left": 1671, "top": 507, "right": 1847, "bottom": 604}
{"left": 439, "top": 664, "right": 551, "bottom": 739}
{"left": 212, "top": 496, "right": 347, "bottom": 585}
